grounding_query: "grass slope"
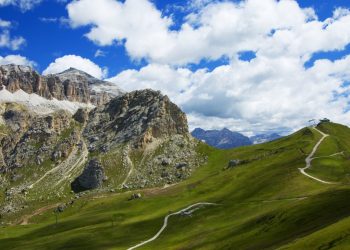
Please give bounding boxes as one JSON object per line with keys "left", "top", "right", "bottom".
{"left": 0, "top": 123, "right": 350, "bottom": 249}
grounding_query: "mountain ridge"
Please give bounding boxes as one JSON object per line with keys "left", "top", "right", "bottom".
{"left": 0, "top": 64, "right": 123, "bottom": 107}
{"left": 191, "top": 127, "right": 281, "bottom": 149}
{"left": 0, "top": 82, "right": 203, "bottom": 215}
{"left": 191, "top": 127, "right": 252, "bottom": 149}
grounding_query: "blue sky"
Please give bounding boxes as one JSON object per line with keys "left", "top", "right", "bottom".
{"left": 1, "top": 0, "right": 349, "bottom": 75}
{"left": 1, "top": 0, "right": 350, "bottom": 134}
{"left": 0, "top": 0, "right": 132, "bottom": 75}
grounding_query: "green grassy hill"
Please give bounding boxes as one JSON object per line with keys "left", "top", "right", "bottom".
{"left": 1, "top": 122, "right": 350, "bottom": 249}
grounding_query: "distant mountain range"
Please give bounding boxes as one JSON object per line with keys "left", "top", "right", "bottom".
{"left": 191, "top": 128, "right": 281, "bottom": 149}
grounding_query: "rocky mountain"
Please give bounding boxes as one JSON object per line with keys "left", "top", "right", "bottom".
{"left": 0, "top": 80, "right": 204, "bottom": 216}
{"left": 250, "top": 133, "right": 281, "bottom": 144}
{"left": 192, "top": 128, "right": 282, "bottom": 149}
{"left": 191, "top": 128, "right": 252, "bottom": 149}
{"left": 84, "top": 89, "right": 188, "bottom": 149}
{"left": 79, "top": 89, "right": 202, "bottom": 190}
{"left": 0, "top": 65, "right": 123, "bottom": 108}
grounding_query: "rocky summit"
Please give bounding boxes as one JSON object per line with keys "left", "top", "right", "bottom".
{"left": 84, "top": 89, "right": 189, "bottom": 149}
{"left": 0, "top": 65, "right": 123, "bottom": 106}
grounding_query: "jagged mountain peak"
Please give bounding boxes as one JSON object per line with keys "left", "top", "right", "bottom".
{"left": 192, "top": 127, "right": 252, "bottom": 149}
{"left": 192, "top": 127, "right": 205, "bottom": 133}
{"left": 0, "top": 64, "right": 123, "bottom": 110}
{"left": 54, "top": 67, "right": 124, "bottom": 98}
{"left": 60, "top": 67, "right": 85, "bottom": 73}
{"left": 55, "top": 67, "right": 99, "bottom": 82}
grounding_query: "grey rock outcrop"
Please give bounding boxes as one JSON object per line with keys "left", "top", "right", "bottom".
{"left": 129, "top": 193, "right": 142, "bottom": 200}
{"left": 71, "top": 159, "right": 105, "bottom": 192}
{"left": 227, "top": 160, "right": 241, "bottom": 168}
{"left": 73, "top": 108, "right": 89, "bottom": 124}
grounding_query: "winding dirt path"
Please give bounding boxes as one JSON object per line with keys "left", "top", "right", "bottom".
{"left": 19, "top": 203, "right": 60, "bottom": 225}
{"left": 298, "top": 127, "right": 340, "bottom": 184}
{"left": 17, "top": 183, "right": 178, "bottom": 226}
{"left": 127, "top": 202, "right": 217, "bottom": 250}
{"left": 312, "top": 152, "right": 344, "bottom": 160}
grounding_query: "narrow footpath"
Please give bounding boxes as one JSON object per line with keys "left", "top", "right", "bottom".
{"left": 127, "top": 202, "right": 217, "bottom": 250}
{"left": 298, "top": 127, "right": 340, "bottom": 184}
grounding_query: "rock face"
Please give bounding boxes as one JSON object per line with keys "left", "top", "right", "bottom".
{"left": 0, "top": 65, "right": 123, "bottom": 106}
{"left": 84, "top": 89, "right": 189, "bottom": 149}
{"left": 71, "top": 159, "right": 105, "bottom": 192}
{"left": 0, "top": 103, "right": 81, "bottom": 173}
{"left": 0, "top": 102, "right": 86, "bottom": 216}
{"left": 54, "top": 68, "right": 123, "bottom": 105}
{"left": 192, "top": 128, "right": 252, "bottom": 149}
{"left": 80, "top": 89, "right": 204, "bottom": 190}
{"left": 73, "top": 108, "right": 89, "bottom": 124}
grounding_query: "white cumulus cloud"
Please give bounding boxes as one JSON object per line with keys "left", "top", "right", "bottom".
{"left": 0, "top": 54, "right": 35, "bottom": 66}
{"left": 0, "top": 0, "right": 42, "bottom": 11}
{"left": 66, "top": 0, "right": 350, "bottom": 65}
{"left": 0, "top": 19, "right": 11, "bottom": 28}
{"left": 108, "top": 55, "right": 350, "bottom": 134}
{"left": 0, "top": 19, "right": 26, "bottom": 50}
{"left": 0, "top": 30, "right": 26, "bottom": 50}
{"left": 43, "top": 55, "right": 108, "bottom": 79}
{"left": 66, "top": 0, "right": 350, "bottom": 134}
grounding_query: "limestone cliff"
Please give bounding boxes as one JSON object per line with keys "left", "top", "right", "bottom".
{"left": 0, "top": 65, "right": 123, "bottom": 106}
